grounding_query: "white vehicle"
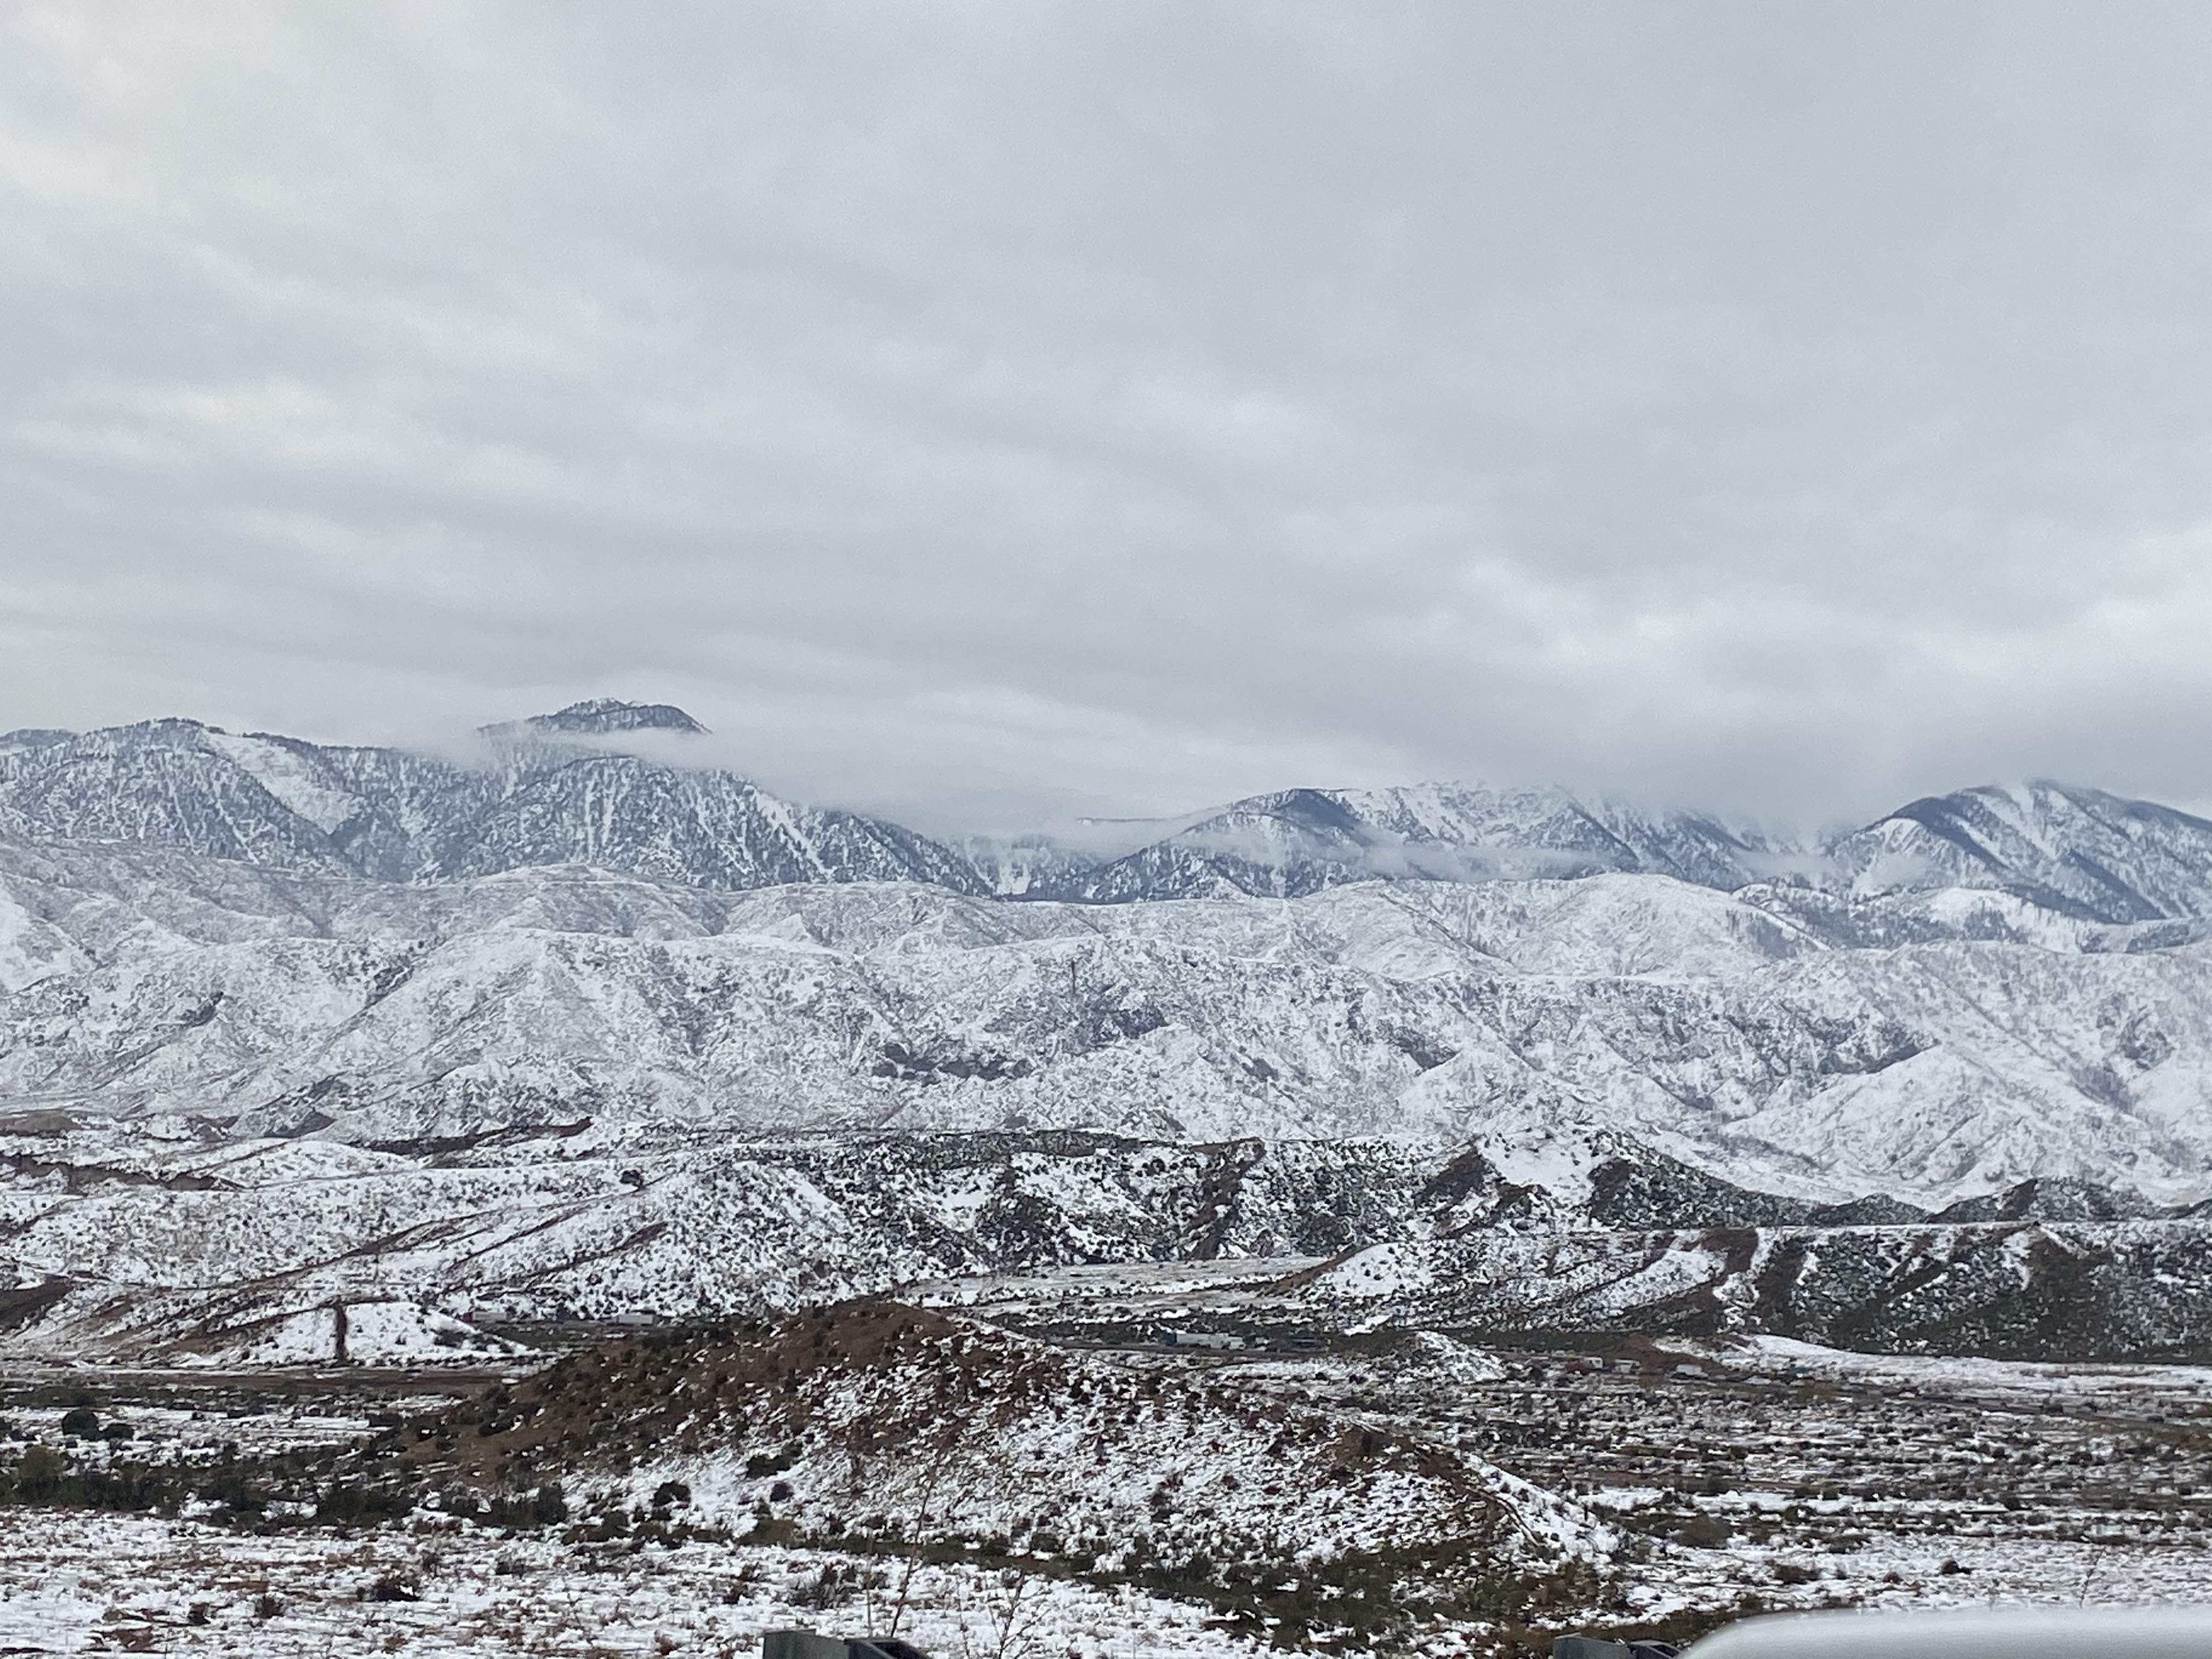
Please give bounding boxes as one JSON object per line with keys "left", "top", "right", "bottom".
{"left": 1680, "top": 1607, "right": 2212, "bottom": 1659}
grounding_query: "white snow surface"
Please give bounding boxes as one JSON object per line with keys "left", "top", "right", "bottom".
{"left": 0, "top": 1514, "right": 1259, "bottom": 1659}
{"left": 2, "top": 833, "right": 2210, "bottom": 1202}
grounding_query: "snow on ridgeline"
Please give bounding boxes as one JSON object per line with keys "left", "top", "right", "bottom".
{"left": 3, "top": 830, "right": 2212, "bottom": 1201}
{"left": 0, "top": 710, "right": 983, "bottom": 894}
{"left": 12, "top": 710, "right": 2212, "bottom": 924}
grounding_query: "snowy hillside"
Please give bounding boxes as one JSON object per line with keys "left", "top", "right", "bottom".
{"left": 368, "top": 1300, "right": 1603, "bottom": 1636}
{"left": 3, "top": 1111, "right": 2205, "bottom": 1364}
{"left": 995, "top": 785, "right": 1802, "bottom": 901}
{"left": 991, "top": 779, "right": 2212, "bottom": 920}
{"left": 2, "top": 828, "right": 2210, "bottom": 1201}
{"left": 0, "top": 708, "right": 983, "bottom": 894}
{"left": 16, "top": 709, "right": 2212, "bottom": 926}
{"left": 8, "top": 704, "right": 2212, "bottom": 1361}
{"left": 1830, "top": 781, "right": 2212, "bottom": 922}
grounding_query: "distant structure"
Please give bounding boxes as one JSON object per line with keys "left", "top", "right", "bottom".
{"left": 764, "top": 1633, "right": 929, "bottom": 1659}
{"left": 1163, "top": 1328, "right": 1247, "bottom": 1350}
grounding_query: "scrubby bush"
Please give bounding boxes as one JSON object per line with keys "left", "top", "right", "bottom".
{"left": 316, "top": 1481, "right": 417, "bottom": 1527}
{"left": 12, "top": 1446, "right": 67, "bottom": 1500}
{"left": 194, "top": 1464, "right": 269, "bottom": 1517}
{"left": 484, "top": 1482, "right": 568, "bottom": 1529}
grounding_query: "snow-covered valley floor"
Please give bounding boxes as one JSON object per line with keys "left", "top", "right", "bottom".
{"left": 5, "top": 1302, "right": 2212, "bottom": 1655}
{"left": 0, "top": 1487, "right": 2207, "bottom": 1658}
{"left": 0, "top": 1515, "right": 1253, "bottom": 1658}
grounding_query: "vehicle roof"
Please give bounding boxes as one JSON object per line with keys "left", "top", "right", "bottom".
{"left": 1684, "top": 1605, "right": 2212, "bottom": 1659}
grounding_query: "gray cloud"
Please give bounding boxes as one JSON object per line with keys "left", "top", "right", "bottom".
{"left": 5, "top": 1, "right": 2211, "bottom": 834}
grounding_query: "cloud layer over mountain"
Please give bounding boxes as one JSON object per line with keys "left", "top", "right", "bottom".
{"left": 5, "top": 4, "right": 2212, "bottom": 830}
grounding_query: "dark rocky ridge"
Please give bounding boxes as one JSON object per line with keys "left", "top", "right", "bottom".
{"left": 481, "top": 698, "right": 711, "bottom": 738}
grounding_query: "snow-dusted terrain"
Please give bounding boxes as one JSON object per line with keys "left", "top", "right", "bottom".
{"left": 0, "top": 710, "right": 983, "bottom": 894}
{"left": 975, "top": 778, "right": 2212, "bottom": 920}
{"left": 7, "top": 702, "right": 2212, "bottom": 1363}
{"left": 13, "top": 707, "right": 2212, "bottom": 921}
{"left": 3, "top": 830, "right": 2211, "bottom": 1199}
{"left": 10, "top": 1300, "right": 2212, "bottom": 1658}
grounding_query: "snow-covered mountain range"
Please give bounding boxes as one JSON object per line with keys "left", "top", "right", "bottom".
{"left": 983, "top": 778, "right": 2212, "bottom": 920}
{"left": 7, "top": 826, "right": 2212, "bottom": 1196}
{"left": 13, "top": 703, "right": 2212, "bottom": 919}
{"left": 0, "top": 708, "right": 981, "bottom": 894}
{"left": 5, "top": 699, "right": 2212, "bottom": 1358}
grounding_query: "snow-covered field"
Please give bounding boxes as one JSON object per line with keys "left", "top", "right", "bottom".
{"left": 1, "top": 1483, "right": 2208, "bottom": 1657}
{"left": 1673, "top": 1335, "right": 2212, "bottom": 1408}
{"left": 0, "top": 1515, "right": 1255, "bottom": 1658}
{"left": 8, "top": 1310, "right": 2212, "bottom": 1654}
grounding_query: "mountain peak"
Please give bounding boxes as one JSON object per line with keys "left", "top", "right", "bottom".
{"left": 0, "top": 727, "right": 76, "bottom": 754}
{"left": 481, "top": 699, "right": 709, "bottom": 740}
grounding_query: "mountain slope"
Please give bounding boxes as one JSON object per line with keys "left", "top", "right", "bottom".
{"left": 998, "top": 778, "right": 2212, "bottom": 919}
{"left": 1290, "top": 1212, "right": 2212, "bottom": 1363}
{"left": 3, "top": 836, "right": 2211, "bottom": 1202}
{"left": 2, "top": 1109, "right": 2203, "bottom": 1366}
{"left": 16, "top": 709, "right": 2212, "bottom": 927}
{"left": 1832, "top": 781, "right": 2212, "bottom": 923}
{"left": 1002, "top": 785, "right": 1799, "bottom": 903}
{"left": 0, "top": 710, "right": 984, "bottom": 895}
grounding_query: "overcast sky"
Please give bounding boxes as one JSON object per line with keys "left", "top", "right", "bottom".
{"left": 4, "top": 3, "right": 2210, "bottom": 833}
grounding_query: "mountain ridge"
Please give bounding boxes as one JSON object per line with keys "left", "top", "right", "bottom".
{"left": 7, "top": 706, "right": 2212, "bottom": 1221}
{"left": 3, "top": 831, "right": 2210, "bottom": 1204}
{"left": 12, "top": 707, "right": 2212, "bottom": 929}
{"left": 0, "top": 709, "right": 986, "bottom": 895}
